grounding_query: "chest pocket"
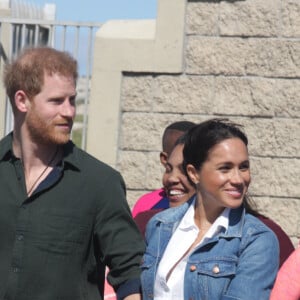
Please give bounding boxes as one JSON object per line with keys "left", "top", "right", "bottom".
{"left": 30, "top": 214, "right": 90, "bottom": 255}
{"left": 194, "top": 257, "right": 237, "bottom": 277}
{"left": 187, "top": 257, "right": 238, "bottom": 300}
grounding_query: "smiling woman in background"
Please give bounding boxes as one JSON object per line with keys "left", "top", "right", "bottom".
{"left": 141, "top": 118, "right": 279, "bottom": 300}
{"left": 134, "top": 135, "right": 195, "bottom": 237}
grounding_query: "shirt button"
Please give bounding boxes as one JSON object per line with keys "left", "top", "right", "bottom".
{"left": 17, "top": 235, "right": 24, "bottom": 241}
{"left": 190, "top": 265, "right": 197, "bottom": 272}
{"left": 212, "top": 265, "right": 220, "bottom": 274}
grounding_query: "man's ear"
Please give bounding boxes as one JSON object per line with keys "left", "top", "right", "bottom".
{"left": 186, "top": 164, "right": 200, "bottom": 185}
{"left": 160, "top": 151, "right": 168, "bottom": 166}
{"left": 14, "top": 90, "right": 30, "bottom": 113}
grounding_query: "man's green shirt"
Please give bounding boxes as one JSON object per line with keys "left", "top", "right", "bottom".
{"left": 0, "top": 133, "right": 145, "bottom": 300}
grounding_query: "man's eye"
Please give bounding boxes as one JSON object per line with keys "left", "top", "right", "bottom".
{"left": 70, "top": 96, "right": 76, "bottom": 105}
{"left": 50, "top": 98, "right": 63, "bottom": 103}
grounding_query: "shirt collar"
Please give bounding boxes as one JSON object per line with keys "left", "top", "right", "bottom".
{"left": 60, "top": 140, "right": 81, "bottom": 171}
{"left": 0, "top": 133, "right": 80, "bottom": 171}
{"left": 178, "top": 199, "right": 197, "bottom": 230}
{"left": 207, "top": 207, "right": 230, "bottom": 237}
{"left": 0, "top": 132, "right": 14, "bottom": 161}
{"left": 178, "top": 198, "right": 230, "bottom": 235}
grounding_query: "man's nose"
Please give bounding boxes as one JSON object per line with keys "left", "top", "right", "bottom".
{"left": 61, "top": 99, "right": 76, "bottom": 117}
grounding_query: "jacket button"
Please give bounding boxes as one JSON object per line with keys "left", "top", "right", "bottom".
{"left": 190, "top": 265, "right": 196, "bottom": 272}
{"left": 212, "top": 265, "right": 220, "bottom": 274}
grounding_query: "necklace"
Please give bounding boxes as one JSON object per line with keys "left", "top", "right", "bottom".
{"left": 26, "top": 147, "right": 59, "bottom": 196}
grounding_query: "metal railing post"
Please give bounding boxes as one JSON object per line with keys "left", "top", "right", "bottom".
{"left": 0, "top": 18, "right": 102, "bottom": 148}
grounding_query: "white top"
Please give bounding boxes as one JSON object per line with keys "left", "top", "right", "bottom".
{"left": 154, "top": 201, "right": 230, "bottom": 300}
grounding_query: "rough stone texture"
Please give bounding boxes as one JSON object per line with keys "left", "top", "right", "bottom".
{"left": 241, "top": 118, "right": 300, "bottom": 157}
{"left": 121, "top": 75, "right": 154, "bottom": 112}
{"left": 118, "top": 150, "right": 164, "bottom": 207}
{"left": 186, "top": 2, "right": 219, "bottom": 35}
{"left": 186, "top": 37, "right": 300, "bottom": 77}
{"left": 186, "top": 37, "right": 248, "bottom": 75}
{"left": 187, "top": 0, "right": 300, "bottom": 39}
{"left": 120, "top": 112, "right": 202, "bottom": 151}
{"left": 290, "top": 237, "right": 299, "bottom": 248}
{"left": 152, "top": 75, "right": 214, "bottom": 113}
{"left": 145, "top": 152, "right": 165, "bottom": 190}
{"left": 118, "top": 150, "right": 163, "bottom": 189}
{"left": 118, "top": 0, "right": 300, "bottom": 241}
{"left": 250, "top": 157, "right": 300, "bottom": 198}
{"left": 281, "top": 0, "right": 300, "bottom": 38}
{"left": 254, "top": 196, "right": 300, "bottom": 240}
{"left": 273, "top": 79, "right": 300, "bottom": 117}
{"left": 120, "top": 113, "right": 172, "bottom": 151}
{"left": 117, "top": 151, "right": 148, "bottom": 189}
{"left": 127, "top": 190, "right": 147, "bottom": 208}
{"left": 214, "top": 77, "right": 275, "bottom": 116}
{"left": 246, "top": 39, "right": 300, "bottom": 77}
{"left": 219, "top": 0, "right": 279, "bottom": 37}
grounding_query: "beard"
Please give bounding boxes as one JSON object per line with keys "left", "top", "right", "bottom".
{"left": 26, "top": 108, "right": 73, "bottom": 146}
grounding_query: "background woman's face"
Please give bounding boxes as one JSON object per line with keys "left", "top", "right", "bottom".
{"left": 163, "top": 144, "right": 196, "bottom": 207}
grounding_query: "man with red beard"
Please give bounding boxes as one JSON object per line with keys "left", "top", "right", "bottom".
{"left": 0, "top": 47, "right": 144, "bottom": 300}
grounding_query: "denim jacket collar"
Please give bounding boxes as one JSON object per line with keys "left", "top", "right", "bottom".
{"left": 152, "top": 195, "right": 245, "bottom": 239}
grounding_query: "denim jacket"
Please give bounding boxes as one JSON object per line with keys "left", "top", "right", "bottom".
{"left": 141, "top": 199, "right": 279, "bottom": 300}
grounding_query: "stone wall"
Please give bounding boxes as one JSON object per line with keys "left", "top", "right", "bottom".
{"left": 117, "top": 0, "right": 300, "bottom": 245}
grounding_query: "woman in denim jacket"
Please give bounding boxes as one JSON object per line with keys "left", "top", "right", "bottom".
{"left": 141, "top": 119, "right": 279, "bottom": 300}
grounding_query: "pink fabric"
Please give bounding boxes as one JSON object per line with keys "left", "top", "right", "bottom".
{"left": 132, "top": 188, "right": 165, "bottom": 217}
{"left": 104, "top": 188, "right": 165, "bottom": 299}
{"left": 104, "top": 268, "right": 116, "bottom": 300}
{"left": 270, "top": 246, "right": 300, "bottom": 300}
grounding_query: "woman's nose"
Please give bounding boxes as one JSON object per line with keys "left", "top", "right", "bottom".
{"left": 230, "top": 169, "right": 243, "bottom": 184}
{"left": 167, "top": 171, "right": 180, "bottom": 184}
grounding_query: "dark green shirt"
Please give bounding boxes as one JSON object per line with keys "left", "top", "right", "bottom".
{"left": 0, "top": 133, "right": 145, "bottom": 300}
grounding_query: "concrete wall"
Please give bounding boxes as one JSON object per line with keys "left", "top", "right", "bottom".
{"left": 88, "top": 0, "right": 300, "bottom": 245}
